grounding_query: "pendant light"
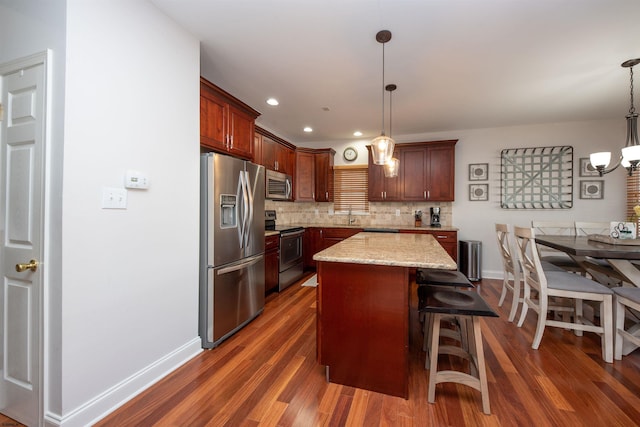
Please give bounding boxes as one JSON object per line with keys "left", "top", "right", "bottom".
{"left": 371, "top": 30, "right": 396, "bottom": 165}
{"left": 383, "top": 83, "right": 400, "bottom": 177}
{"left": 590, "top": 58, "right": 640, "bottom": 176}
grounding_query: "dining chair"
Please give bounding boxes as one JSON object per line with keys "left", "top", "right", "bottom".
{"left": 495, "top": 223, "right": 565, "bottom": 323}
{"left": 531, "top": 221, "right": 584, "bottom": 274}
{"left": 513, "top": 226, "right": 614, "bottom": 363}
{"left": 612, "top": 286, "right": 640, "bottom": 360}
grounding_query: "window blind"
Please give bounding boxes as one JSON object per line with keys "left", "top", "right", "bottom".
{"left": 334, "top": 166, "right": 369, "bottom": 213}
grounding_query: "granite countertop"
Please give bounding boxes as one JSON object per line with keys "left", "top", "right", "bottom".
{"left": 265, "top": 230, "right": 280, "bottom": 237}
{"left": 279, "top": 223, "right": 458, "bottom": 232}
{"left": 312, "top": 232, "right": 457, "bottom": 269}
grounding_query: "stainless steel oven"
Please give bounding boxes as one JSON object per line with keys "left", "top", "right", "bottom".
{"left": 278, "top": 228, "right": 304, "bottom": 291}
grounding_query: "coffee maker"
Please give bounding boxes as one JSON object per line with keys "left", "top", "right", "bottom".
{"left": 430, "top": 207, "right": 441, "bottom": 227}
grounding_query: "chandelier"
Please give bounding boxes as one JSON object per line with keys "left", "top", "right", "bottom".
{"left": 590, "top": 58, "right": 640, "bottom": 176}
{"left": 370, "top": 30, "right": 396, "bottom": 165}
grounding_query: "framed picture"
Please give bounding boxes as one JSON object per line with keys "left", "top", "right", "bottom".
{"left": 579, "top": 157, "right": 600, "bottom": 177}
{"left": 469, "top": 183, "right": 489, "bottom": 201}
{"left": 579, "top": 180, "right": 604, "bottom": 199}
{"left": 469, "top": 163, "right": 488, "bottom": 181}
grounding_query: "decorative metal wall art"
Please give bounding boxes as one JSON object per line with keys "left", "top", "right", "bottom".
{"left": 500, "top": 145, "right": 573, "bottom": 209}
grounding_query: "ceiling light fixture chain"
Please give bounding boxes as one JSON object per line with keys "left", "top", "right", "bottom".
{"left": 370, "top": 30, "right": 396, "bottom": 166}
{"left": 590, "top": 58, "right": 640, "bottom": 176}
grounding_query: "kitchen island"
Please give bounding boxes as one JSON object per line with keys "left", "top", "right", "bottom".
{"left": 313, "top": 232, "right": 457, "bottom": 399}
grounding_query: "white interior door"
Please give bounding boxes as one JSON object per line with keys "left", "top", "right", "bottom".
{"left": 0, "top": 52, "right": 47, "bottom": 426}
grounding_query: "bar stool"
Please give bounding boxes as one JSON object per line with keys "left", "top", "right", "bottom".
{"left": 416, "top": 269, "right": 475, "bottom": 356}
{"left": 418, "top": 286, "right": 498, "bottom": 415}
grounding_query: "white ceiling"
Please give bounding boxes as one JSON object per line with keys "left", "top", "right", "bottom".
{"left": 151, "top": 0, "right": 640, "bottom": 146}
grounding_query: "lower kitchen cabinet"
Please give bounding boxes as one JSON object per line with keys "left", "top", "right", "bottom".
{"left": 304, "top": 227, "right": 363, "bottom": 270}
{"left": 265, "top": 234, "right": 279, "bottom": 294}
{"left": 400, "top": 229, "right": 457, "bottom": 261}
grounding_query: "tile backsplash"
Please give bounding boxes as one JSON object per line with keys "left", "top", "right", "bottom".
{"left": 265, "top": 201, "right": 453, "bottom": 227}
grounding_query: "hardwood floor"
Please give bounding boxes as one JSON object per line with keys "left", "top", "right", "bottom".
{"left": 92, "top": 274, "right": 640, "bottom": 426}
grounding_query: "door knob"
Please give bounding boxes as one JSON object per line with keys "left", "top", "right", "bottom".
{"left": 16, "top": 259, "right": 38, "bottom": 273}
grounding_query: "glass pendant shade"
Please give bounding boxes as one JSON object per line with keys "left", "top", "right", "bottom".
{"left": 622, "top": 144, "right": 640, "bottom": 163}
{"left": 371, "top": 134, "right": 396, "bottom": 165}
{"left": 383, "top": 157, "right": 400, "bottom": 177}
{"left": 590, "top": 151, "right": 612, "bottom": 169}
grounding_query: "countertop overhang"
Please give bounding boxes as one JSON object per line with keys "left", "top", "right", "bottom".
{"left": 312, "top": 232, "right": 457, "bottom": 269}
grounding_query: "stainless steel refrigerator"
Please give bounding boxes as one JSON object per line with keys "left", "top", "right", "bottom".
{"left": 199, "top": 153, "right": 265, "bottom": 349}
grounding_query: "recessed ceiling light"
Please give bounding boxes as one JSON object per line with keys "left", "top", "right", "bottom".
{"left": 303, "top": 127, "right": 313, "bottom": 132}
{"left": 266, "top": 98, "right": 279, "bottom": 106}
{"left": 353, "top": 131, "right": 363, "bottom": 137}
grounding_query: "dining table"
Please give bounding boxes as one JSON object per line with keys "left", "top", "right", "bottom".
{"left": 535, "top": 234, "right": 640, "bottom": 356}
{"left": 534, "top": 235, "right": 640, "bottom": 287}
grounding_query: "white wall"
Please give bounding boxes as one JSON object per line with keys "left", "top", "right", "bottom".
{"left": 61, "top": 1, "right": 201, "bottom": 424}
{"left": 302, "top": 119, "right": 626, "bottom": 278}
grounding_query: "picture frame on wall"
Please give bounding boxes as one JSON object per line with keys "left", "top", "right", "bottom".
{"left": 579, "top": 180, "right": 604, "bottom": 199}
{"left": 469, "top": 163, "right": 489, "bottom": 181}
{"left": 469, "top": 183, "right": 489, "bottom": 201}
{"left": 579, "top": 157, "right": 600, "bottom": 177}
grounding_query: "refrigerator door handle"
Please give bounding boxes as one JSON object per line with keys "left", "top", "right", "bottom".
{"left": 216, "top": 254, "right": 263, "bottom": 275}
{"left": 237, "top": 171, "right": 246, "bottom": 248}
{"left": 240, "top": 171, "right": 250, "bottom": 247}
{"left": 244, "top": 170, "right": 254, "bottom": 247}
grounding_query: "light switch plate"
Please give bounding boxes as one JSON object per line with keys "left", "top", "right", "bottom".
{"left": 102, "top": 187, "right": 127, "bottom": 209}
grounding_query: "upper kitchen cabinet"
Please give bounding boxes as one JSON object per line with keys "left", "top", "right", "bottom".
{"left": 314, "top": 148, "right": 335, "bottom": 202}
{"left": 200, "top": 77, "right": 260, "bottom": 160}
{"left": 367, "top": 146, "right": 400, "bottom": 201}
{"left": 295, "top": 148, "right": 315, "bottom": 202}
{"left": 295, "top": 148, "right": 336, "bottom": 202}
{"left": 400, "top": 140, "right": 456, "bottom": 201}
{"left": 256, "top": 126, "right": 295, "bottom": 176}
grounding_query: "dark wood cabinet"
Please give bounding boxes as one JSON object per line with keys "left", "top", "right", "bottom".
{"left": 200, "top": 77, "right": 260, "bottom": 160}
{"left": 295, "top": 149, "right": 315, "bottom": 201}
{"left": 368, "top": 147, "right": 400, "bottom": 201}
{"left": 400, "top": 229, "right": 458, "bottom": 261}
{"left": 368, "top": 140, "right": 456, "bottom": 202}
{"left": 295, "top": 148, "right": 336, "bottom": 202}
{"left": 314, "top": 149, "right": 335, "bottom": 202}
{"left": 304, "top": 227, "right": 363, "bottom": 270}
{"left": 265, "top": 234, "right": 280, "bottom": 294}
{"left": 400, "top": 141, "right": 456, "bottom": 202}
{"left": 256, "top": 127, "right": 295, "bottom": 175}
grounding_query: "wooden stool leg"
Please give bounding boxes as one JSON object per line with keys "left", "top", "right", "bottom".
{"left": 427, "top": 313, "right": 442, "bottom": 403}
{"left": 472, "top": 316, "right": 491, "bottom": 415}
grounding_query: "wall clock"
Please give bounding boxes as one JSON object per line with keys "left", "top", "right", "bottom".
{"left": 343, "top": 147, "right": 358, "bottom": 162}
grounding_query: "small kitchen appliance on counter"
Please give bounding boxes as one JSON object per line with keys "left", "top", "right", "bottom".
{"left": 430, "top": 207, "right": 441, "bottom": 227}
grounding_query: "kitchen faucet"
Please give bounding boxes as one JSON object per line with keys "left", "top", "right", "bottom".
{"left": 348, "top": 208, "right": 356, "bottom": 225}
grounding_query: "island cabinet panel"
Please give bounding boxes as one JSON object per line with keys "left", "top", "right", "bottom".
{"left": 295, "top": 149, "right": 315, "bottom": 201}
{"left": 401, "top": 229, "right": 458, "bottom": 261}
{"left": 317, "top": 262, "right": 409, "bottom": 398}
{"left": 200, "top": 77, "right": 260, "bottom": 160}
{"left": 265, "top": 234, "right": 279, "bottom": 294}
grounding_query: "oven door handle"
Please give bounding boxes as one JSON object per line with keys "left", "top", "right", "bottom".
{"left": 280, "top": 230, "right": 304, "bottom": 238}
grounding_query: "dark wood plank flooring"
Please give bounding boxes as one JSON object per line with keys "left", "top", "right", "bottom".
{"left": 7, "top": 275, "right": 640, "bottom": 426}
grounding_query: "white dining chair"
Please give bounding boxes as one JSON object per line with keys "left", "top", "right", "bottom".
{"left": 513, "top": 226, "right": 614, "bottom": 363}
{"left": 531, "top": 221, "right": 584, "bottom": 275}
{"left": 612, "top": 286, "right": 640, "bottom": 360}
{"left": 495, "top": 223, "right": 565, "bottom": 323}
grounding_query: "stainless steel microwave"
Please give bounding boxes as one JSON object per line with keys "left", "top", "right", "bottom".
{"left": 265, "top": 169, "right": 292, "bottom": 200}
